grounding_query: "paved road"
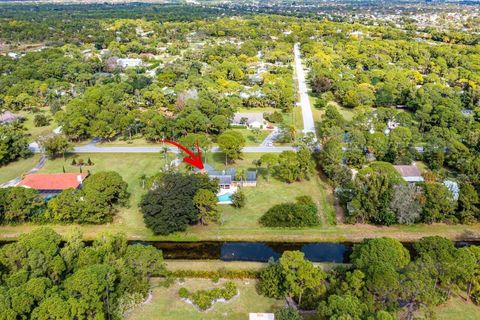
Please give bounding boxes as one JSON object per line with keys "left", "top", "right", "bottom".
{"left": 29, "top": 141, "right": 295, "bottom": 154}
{"left": 293, "top": 43, "right": 316, "bottom": 136}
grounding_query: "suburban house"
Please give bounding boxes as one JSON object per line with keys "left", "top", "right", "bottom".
{"left": 199, "top": 164, "right": 257, "bottom": 189}
{"left": 116, "top": 58, "right": 143, "bottom": 69}
{"left": 18, "top": 173, "right": 89, "bottom": 198}
{"left": 393, "top": 165, "right": 424, "bottom": 183}
{"left": 232, "top": 112, "right": 267, "bottom": 129}
{"left": 0, "top": 111, "right": 23, "bottom": 124}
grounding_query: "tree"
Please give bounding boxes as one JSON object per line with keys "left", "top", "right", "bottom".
{"left": 33, "top": 113, "right": 50, "bottom": 127}
{"left": 260, "top": 197, "right": 319, "bottom": 228}
{"left": 260, "top": 153, "right": 278, "bottom": 181}
{"left": 64, "top": 264, "right": 116, "bottom": 318}
{"left": 0, "top": 124, "right": 31, "bottom": 165}
{"left": 82, "top": 171, "right": 129, "bottom": 206}
{"left": 400, "top": 259, "right": 442, "bottom": 320}
{"left": 275, "top": 151, "right": 300, "bottom": 183}
{"left": 279, "top": 251, "right": 326, "bottom": 306}
{"left": 347, "top": 172, "right": 395, "bottom": 225}
{"left": 390, "top": 184, "right": 423, "bottom": 224}
{"left": 296, "top": 145, "right": 315, "bottom": 181}
{"left": 217, "top": 130, "right": 246, "bottom": 162}
{"left": 38, "top": 134, "right": 72, "bottom": 159}
{"left": 413, "top": 236, "right": 475, "bottom": 298}
{"left": 140, "top": 173, "right": 218, "bottom": 235}
{"left": 0, "top": 187, "right": 45, "bottom": 223}
{"left": 231, "top": 188, "right": 246, "bottom": 208}
{"left": 193, "top": 189, "right": 219, "bottom": 225}
{"left": 422, "top": 182, "right": 456, "bottom": 223}
{"left": 388, "top": 127, "right": 413, "bottom": 164}
{"left": 257, "top": 259, "right": 286, "bottom": 299}
{"left": 456, "top": 182, "right": 480, "bottom": 223}
{"left": 351, "top": 238, "right": 410, "bottom": 273}
{"left": 275, "top": 307, "right": 302, "bottom": 320}
{"left": 318, "top": 294, "right": 368, "bottom": 320}
{"left": 311, "top": 76, "right": 333, "bottom": 95}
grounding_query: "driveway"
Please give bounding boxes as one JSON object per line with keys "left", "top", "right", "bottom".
{"left": 294, "top": 43, "right": 316, "bottom": 136}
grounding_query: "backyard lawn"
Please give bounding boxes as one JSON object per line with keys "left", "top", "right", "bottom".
{"left": 126, "top": 278, "right": 285, "bottom": 320}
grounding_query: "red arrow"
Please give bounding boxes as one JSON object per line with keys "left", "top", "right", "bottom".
{"left": 160, "top": 139, "right": 204, "bottom": 170}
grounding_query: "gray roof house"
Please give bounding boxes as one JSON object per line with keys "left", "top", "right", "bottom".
{"left": 393, "top": 165, "right": 424, "bottom": 183}
{"left": 0, "top": 111, "right": 23, "bottom": 124}
{"left": 232, "top": 112, "right": 266, "bottom": 129}
{"left": 197, "top": 164, "right": 257, "bottom": 189}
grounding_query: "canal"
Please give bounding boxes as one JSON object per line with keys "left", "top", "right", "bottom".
{"left": 130, "top": 240, "right": 480, "bottom": 263}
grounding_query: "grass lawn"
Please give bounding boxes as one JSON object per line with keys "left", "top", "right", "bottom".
{"left": 0, "top": 155, "right": 41, "bottom": 184}
{"left": 434, "top": 296, "right": 480, "bottom": 320}
{"left": 232, "top": 128, "right": 270, "bottom": 146}
{"left": 96, "top": 137, "right": 156, "bottom": 147}
{"left": 19, "top": 110, "right": 57, "bottom": 141}
{"left": 126, "top": 278, "right": 285, "bottom": 320}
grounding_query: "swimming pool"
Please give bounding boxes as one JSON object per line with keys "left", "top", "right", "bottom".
{"left": 217, "top": 192, "right": 233, "bottom": 203}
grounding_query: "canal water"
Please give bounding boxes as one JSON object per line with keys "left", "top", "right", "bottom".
{"left": 138, "top": 241, "right": 354, "bottom": 263}
{"left": 133, "top": 240, "right": 480, "bottom": 264}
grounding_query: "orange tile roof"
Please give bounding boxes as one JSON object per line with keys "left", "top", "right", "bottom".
{"left": 19, "top": 173, "right": 88, "bottom": 191}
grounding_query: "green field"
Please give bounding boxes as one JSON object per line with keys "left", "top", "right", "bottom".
{"left": 0, "top": 155, "right": 41, "bottom": 184}
{"left": 126, "top": 278, "right": 285, "bottom": 320}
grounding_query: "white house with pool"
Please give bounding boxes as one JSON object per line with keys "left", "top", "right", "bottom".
{"left": 197, "top": 164, "right": 257, "bottom": 204}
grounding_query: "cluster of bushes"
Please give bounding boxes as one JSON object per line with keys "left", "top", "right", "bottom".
{"left": 141, "top": 172, "right": 220, "bottom": 235}
{"left": 0, "top": 228, "right": 166, "bottom": 319}
{"left": 179, "top": 282, "right": 237, "bottom": 311}
{"left": 0, "top": 171, "right": 129, "bottom": 224}
{"left": 334, "top": 162, "right": 480, "bottom": 225}
{"left": 259, "top": 196, "right": 319, "bottom": 227}
{"left": 258, "top": 146, "right": 315, "bottom": 183}
{"left": 71, "top": 157, "right": 94, "bottom": 166}
{"left": 258, "top": 237, "right": 480, "bottom": 319}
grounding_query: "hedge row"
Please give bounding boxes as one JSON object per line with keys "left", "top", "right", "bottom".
{"left": 170, "top": 268, "right": 259, "bottom": 279}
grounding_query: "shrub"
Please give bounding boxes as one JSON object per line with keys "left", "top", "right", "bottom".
{"left": 222, "top": 281, "right": 237, "bottom": 300}
{"left": 231, "top": 189, "right": 246, "bottom": 208}
{"left": 186, "top": 282, "right": 238, "bottom": 311}
{"left": 33, "top": 113, "right": 50, "bottom": 127}
{"left": 275, "top": 307, "right": 303, "bottom": 320}
{"left": 178, "top": 287, "right": 189, "bottom": 299}
{"left": 212, "top": 274, "right": 220, "bottom": 283}
{"left": 191, "top": 290, "right": 214, "bottom": 310}
{"left": 71, "top": 158, "right": 77, "bottom": 166}
{"left": 259, "top": 199, "right": 319, "bottom": 228}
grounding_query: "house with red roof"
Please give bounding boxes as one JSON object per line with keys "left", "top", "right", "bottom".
{"left": 18, "top": 173, "right": 89, "bottom": 198}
